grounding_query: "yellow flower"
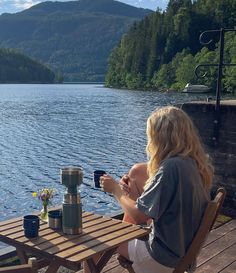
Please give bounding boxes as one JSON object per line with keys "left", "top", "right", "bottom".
{"left": 32, "top": 192, "right": 37, "bottom": 198}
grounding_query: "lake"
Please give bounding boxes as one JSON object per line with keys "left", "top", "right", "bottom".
{"left": 0, "top": 84, "right": 212, "bottom": 222}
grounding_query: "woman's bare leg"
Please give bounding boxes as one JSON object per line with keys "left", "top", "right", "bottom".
{"left": 123, "top": 163, "right": 148, "bottom": 224}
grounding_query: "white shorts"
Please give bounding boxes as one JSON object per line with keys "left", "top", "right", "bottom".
{"left": 128, "top": 239, "right": 174, "bottom": 273}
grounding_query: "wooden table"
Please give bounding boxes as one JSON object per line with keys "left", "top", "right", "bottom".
{"left": 0, "top": 211, "right": 150, "bottom": 273}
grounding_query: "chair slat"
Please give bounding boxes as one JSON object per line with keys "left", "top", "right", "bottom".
{"left": 0, "top": 257, "right": 37, "bottom": 273}
{"left": 0, "top": 264, "right": 33, "bottom": 273}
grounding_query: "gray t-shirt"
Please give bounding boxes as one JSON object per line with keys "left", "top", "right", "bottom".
{"left": 137, "top": 156, "right": 209, "bottom": 268}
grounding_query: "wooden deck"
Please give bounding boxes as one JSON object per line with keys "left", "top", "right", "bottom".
{"left": 195, "top": 217, "right": 236, "bottom": 273}
{"left": 84, "top": 216, "right": 236, "bottom": 273}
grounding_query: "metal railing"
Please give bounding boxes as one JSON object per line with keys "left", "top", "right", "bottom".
{"left": 194, "top": 28, "right": 236, "bottom": 147}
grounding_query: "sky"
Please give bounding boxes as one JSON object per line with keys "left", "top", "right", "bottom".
{"left": 0, "top": 0, "right": 168, "bottom": 15}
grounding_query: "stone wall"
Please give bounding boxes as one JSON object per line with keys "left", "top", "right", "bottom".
{"left": 181, "top": 100, "right": 236, "bottom": 217}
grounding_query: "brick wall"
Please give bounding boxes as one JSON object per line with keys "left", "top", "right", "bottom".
{"left": 181, "top": 101, "right": 236, "bottom": 217}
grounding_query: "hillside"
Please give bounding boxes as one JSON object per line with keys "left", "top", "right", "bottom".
{"left": 105, "top": 0, "right": 236, "bottom": 92}
{"left": 0, "top": 48, "right": 56, "bottom": 83}
{"left": 0, "top": 0, "right": 152, "bottom": 82}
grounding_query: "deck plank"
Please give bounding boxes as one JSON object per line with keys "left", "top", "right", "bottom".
{"left": 203, "top": 219, "right": 236, "bottom": 247}
{"left": 195, "top": 243, "right": 236, "bottom": 273}
{"left": 197, "top": 228, "right": 236, "bottom": 266}
{"left": 220, "top": 261, "right": 236, "bottom": 273}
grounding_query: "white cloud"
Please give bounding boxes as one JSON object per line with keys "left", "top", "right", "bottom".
{"left": 14, "top": 0, "right": 40, "bottom": 10}
{"left": 0, "top": 0, "right": 44, "bottom": 14}
{"left": 118, "top": 0, "right": 168, "bottom": 10}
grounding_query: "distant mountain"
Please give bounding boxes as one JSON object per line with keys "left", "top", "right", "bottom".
{"left": 0, "top": 48, "right": 56, "bottom": 83}
{"left": 0, "top": 0, "right": 152, "bottom": 82}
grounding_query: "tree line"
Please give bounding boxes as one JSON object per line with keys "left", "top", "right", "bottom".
{"left": 0, "top": 48, "right": 62, "bottom": 83}
{"left": 105, "top": 0, "right": 236, "bottom": 93}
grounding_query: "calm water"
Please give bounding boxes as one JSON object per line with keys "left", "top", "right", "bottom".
{"left": 0, "top": 84, "right": 211, "bottom": 222}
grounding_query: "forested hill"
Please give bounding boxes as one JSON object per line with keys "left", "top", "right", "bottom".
{"left": 0, "top": 0, "right": 152, "bottom": 82}
{"left": 105, "top": 0, "right": 236, "bottom": 93}
{"left": 0, "top": 48, "right": 56, "bottom": 83}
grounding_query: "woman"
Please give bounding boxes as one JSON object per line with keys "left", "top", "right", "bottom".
{"left": 100, "top": 106, "right": 213, "bottom": 273}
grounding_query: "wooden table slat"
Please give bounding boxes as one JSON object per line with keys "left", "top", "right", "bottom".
{"left": 0, "top": 222, "right": 49, "bottom": 237}
{"left": 0, "top": 219, "right": 24, "bottom": 232}
{"left": 68, "top": 228, "right": 148, "bottom": 262}
{"left": 0, "top": 222, "right": 53, "bottom": 242}
{"left": 0, "top": 217, "right": 48, "bottom": 232}
{"left": 57, "top": 225, "right": 146, "bottom": 260}
{"left": 45, "top": 222, "right": 130, "bottom": 255}
{"left": 0, "top": 213, "right": 106, "bottom": 241}
{"left": 30, "top": 218, "right": 117, "bottom": 250}
{"left": 0, "top": 217, "right": 31, "bottom": 227}
{"left": 18, "top": 229, "right": 64, "bottom": 245}
{"left": 7, "top": 225, "right": 59, "bottom": 242}
{"left": 83, "top": 215, "right": 130, "bottom": 228}
{"left": 19, "top": 217, "right": 114, "bottom": 246}
{"left": 0, "top": 211, "right": 93, "bottom": 230}
{"left": 81, "top": 214, "right": 103, "bottom": 224}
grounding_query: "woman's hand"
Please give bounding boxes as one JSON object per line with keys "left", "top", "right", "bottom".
{"left": 100, "top": 174, "right": 149, "bottom": 224}
{"left": 119, "top": 174, "right": 130, "bottom": 196}
{"left": 100, "top": 174, "right": 119, "bottom": 194}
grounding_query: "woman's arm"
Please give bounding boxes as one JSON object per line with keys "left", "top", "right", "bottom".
{"left": 101, "top": 175, "right": 149, "bottom": 224}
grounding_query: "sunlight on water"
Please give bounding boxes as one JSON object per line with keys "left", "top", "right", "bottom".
{"left": 0, "top": 84, "right": 212, "bottom": 227}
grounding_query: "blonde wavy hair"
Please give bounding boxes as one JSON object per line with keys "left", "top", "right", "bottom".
{"left": 146, "top": 106, "right": 213, "bottom": 190}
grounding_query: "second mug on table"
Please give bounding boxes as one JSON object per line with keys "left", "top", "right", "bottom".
{"left": 48, "top": 210, "right": 62, "bottom": 230}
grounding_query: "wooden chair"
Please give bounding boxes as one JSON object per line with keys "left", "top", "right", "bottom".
{"left": 118, "top": 187, "right": 226, "bottom": 273}
{"left": 173, "top": 187, "right": 226, "bottom": 273}
{"left": 0, "top": 257, "right": 38, "bottom": 273}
